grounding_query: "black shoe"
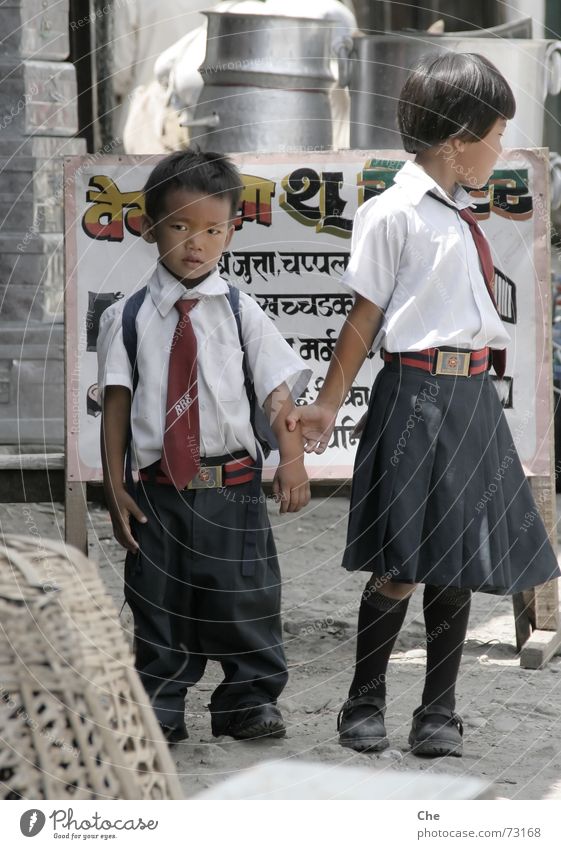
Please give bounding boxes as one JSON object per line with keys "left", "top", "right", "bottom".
{"left": 337, "top": 695, "right": 389, "bottom": 753}
{"left": 408, "top": 705, "right": 463, "bottom": 758}
{"left": 159, "top": 723, "right": 189, "bottom": 744}
{"left": 218, "top": 703, "right": 286, "bottom": 740}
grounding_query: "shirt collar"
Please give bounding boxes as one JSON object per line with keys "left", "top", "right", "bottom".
{"left": 148, "top": 261, "right": 229, "bottom": 317}
{"left": 393, "top": 159, "right": 474, "bottom": 210}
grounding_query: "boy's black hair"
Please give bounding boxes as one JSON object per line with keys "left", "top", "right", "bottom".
{"left": 398, "top": 52, "right": 516, "bottom": 153}
{"left": 143, "top": 148, "right": 244, "bottom": 221}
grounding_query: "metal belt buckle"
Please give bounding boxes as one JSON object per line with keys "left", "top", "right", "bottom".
{"left": 435, "top": 350, "right": 471, "bottom": 377}
{"left": 186, "top": 464, "right": 223, "bottom": 489}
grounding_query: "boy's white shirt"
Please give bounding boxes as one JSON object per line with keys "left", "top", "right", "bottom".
{"left": 341, "top": 159, "right": 511, "bottom": 353}
{"left": 97, "top": 263, "right": 311, "bottom": 469}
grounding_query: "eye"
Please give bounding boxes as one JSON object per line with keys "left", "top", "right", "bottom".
{"left": 171, "top": 223, "right": 188, "bottom": 231}
{"left": 208, "top": 228, "right": 221, "bottom": 235}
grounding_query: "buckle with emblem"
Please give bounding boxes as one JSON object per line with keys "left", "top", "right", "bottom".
{"left": 434, "top": 350, "right": 471, "bottom": 377}
{"left": 186, "top": 464, "right": 223, "bottom": 489}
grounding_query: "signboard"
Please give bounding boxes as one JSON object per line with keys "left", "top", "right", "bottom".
{"left": 64, "top": 150, "right": 552, "bottom": 482}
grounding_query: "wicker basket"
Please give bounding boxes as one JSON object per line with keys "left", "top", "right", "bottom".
{"left": 0, "top": 535, "right": 183, "bottom": 799}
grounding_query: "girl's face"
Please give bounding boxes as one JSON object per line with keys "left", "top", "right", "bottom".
{"left": 454, "top": 118, "right": 507, "bottom": 189}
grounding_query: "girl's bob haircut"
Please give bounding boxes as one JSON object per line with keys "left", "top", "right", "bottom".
{"left": 398, "top": 52, "right": 516, "bottom": 153}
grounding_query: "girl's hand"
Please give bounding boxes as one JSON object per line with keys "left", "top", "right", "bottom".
{"left": 272, "top": 458, "right": 311, "bottom": 513}
{"left": 286, "top": 402, "right": 338, "bottom": 454}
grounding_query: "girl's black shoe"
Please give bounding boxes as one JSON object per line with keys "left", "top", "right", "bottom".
{"left": 408, "top": 705, "right": 463, "bottom": 757}
{"left": 337, "top": 695, "right": 389, "bottom": 753}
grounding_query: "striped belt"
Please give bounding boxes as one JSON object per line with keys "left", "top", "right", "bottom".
{"left": 138, "top": 454, "right": 255, "bottom": 489}
{"left": 382, "top": 347, "right": 491, "bottom": 377}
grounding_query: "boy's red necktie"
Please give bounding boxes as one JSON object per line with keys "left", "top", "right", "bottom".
{"left": 458, "top": 206, "right": 506, "bottom": 379}
{"left": 161, "top": 298, "right": 200, "bottom": 488}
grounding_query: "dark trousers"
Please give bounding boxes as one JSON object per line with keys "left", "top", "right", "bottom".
{"left": 124, "top": 481, "right": 288, "bottom": 732}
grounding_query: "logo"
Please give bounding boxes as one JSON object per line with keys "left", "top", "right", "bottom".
{"left": 20, "top": 810, "right": 46, "bottom": 837}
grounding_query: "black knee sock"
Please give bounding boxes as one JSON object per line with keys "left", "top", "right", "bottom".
{"left": 348, "top": 587, "right": 410, "bottom": 701}
{"left": 422, "top": 585, "right": 471, "bottom": 711}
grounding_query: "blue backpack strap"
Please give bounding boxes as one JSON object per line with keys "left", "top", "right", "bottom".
{"left": 226, "top": 284, "right": 278, "bottom": 458}
{"left": 121, "top": 286, "right": 147, "bottom": 496}
{"left": 122, "top": 285, "right": 147, "bottom": 393}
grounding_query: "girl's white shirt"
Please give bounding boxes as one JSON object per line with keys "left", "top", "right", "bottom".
{"left": 341, "top": 159, "right": 511, "bottom": 353}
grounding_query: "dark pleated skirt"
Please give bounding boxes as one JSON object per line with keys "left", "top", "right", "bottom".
{"left": 342, "top": 362, "right": 560, "bottom": 594}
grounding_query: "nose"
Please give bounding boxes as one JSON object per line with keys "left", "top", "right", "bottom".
{"left": 185, "top": 228, "right": 204, "bottom": 249}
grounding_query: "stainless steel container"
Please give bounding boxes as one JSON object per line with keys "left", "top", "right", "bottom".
{"left": 344, "top": 34, "right": 561, "bottom": 150}
{"left": 191, "top": 11, "right": 336, "bottom": 153}
{"left": 199, "top": 10, "right": 336, "bottom": 88}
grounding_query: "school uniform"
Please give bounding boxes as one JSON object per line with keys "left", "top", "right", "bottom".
{"left": 97, "top": 261, "right": 311, "bottom": 731}
{"left": 340, "top": 160, "right": 560, "bottom": 594}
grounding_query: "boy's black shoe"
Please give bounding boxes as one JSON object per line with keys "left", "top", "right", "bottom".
{"left": 159, "top": 723, "right": 189, "bottom": 744}
{"left": 408, "top": 705, "right": 463, "bottom": 758}
{"left": 337, "top": 695, "right": 389, "bottom": 753}
{"left": 215, "top": 703, "right": 286, "bottom": 740}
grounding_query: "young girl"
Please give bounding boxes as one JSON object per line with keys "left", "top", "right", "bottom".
{"left": 287, "top": 53, "right": 560, "bottom": 757}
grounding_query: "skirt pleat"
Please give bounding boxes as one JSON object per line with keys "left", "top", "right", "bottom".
{"left": 342, "top": 363, "right": 560, "bottom": 595}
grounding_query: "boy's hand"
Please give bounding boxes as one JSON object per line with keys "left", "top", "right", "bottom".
{"left": 272, "top": 458, "right": 310, "bottom": 513}
{"left": 106, "top": 486, "right": 147, "bottom": 553}
{"left": 286, "top": 402, "right": 337, "bottom": 454}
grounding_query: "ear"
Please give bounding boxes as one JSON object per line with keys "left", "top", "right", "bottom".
{"left": 141, "top": 214, "right": 157, "bottom": 244}
{"left": 223, "top": 223, "right": 235, "bottom": 250}
{"left": 450, "top": 136, "right": 465, "bottom": 153}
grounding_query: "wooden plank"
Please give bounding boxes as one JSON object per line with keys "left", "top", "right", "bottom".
{"left": 512, "top": 590, "right": 536, "bottom": 652}
{"left": 64, "top": 480, "right": 87, "bottom": 555}
{"left": 528, "top": 474, "right": 560, "bottom": 633}
{"left": 519, "top": 627, "right": 561, "bottom": 669}
{"left": 515, "top": 180, "right": 560, "bottom": 655}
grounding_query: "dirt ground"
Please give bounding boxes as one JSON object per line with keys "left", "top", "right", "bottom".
{"left": 2, "top": 495, "right": 561, "bottom": 800}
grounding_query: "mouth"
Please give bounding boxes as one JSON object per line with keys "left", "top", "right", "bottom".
{"left": 183, "top": 256, "right": 204, "bottom": 266}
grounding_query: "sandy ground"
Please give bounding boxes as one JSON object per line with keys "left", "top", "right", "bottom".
{"left": 2, "top": 495, "right": 561, "bottom": 801}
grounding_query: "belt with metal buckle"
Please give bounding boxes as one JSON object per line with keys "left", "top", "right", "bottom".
{"left": 138, "top": 455, "right": 255, "bottom": 489}
{"left": 382, "top": 347, "right": 490, "bottom": 377}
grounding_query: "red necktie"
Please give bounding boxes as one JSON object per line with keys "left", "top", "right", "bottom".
{"left": 161, "top": 298, "right": 200, "bottom": 488}
{"left": 427, "top": 192, "right": 506, "bottom": 379}
{"left": 459, "top": 207, "right": 506, "bottom": 379}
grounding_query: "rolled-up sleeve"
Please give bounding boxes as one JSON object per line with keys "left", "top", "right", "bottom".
{"left": 96, "top": 302, "right": 133, "bottom": 398}
{"left": 238, "top": 293, "right": 312, "bottom": 408}
{"left": 341, "top": 199, "right": 406, "bottom": 311}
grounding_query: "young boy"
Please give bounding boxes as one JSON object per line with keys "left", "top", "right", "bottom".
{"left": 98, "top": 149, "right": 311, "bottom": 743}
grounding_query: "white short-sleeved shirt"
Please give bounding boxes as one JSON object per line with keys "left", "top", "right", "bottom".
{"left": 97, "top": 263, "right": 311, "bottom": 469}
{"left": 341, "top": 159, "right": 511, "bottom": 353}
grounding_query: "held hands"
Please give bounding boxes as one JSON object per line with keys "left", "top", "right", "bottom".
{"left": 106, "top": 485, "right": 147, "bottom": 552}
{"left": 272, "top": 458, "right": 311, "bottom": 513}
{"left": 285, "top": 402, "right": 337, "bottom": 454}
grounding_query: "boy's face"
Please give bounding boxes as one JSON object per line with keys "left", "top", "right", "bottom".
{"left": 141, "top": 188, "right": 235, "bottom": 286}
{"left": 455, "top": 117, "right": 507, "bottom": 189}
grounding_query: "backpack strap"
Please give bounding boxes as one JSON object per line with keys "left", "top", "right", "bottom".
{"left": 122, "top": 285, "right": 147, "bottom": 393}
{"left": 226, "top": 284, "right": 278, "bottom": 458}
{"left": 121, "top": 286, "right": 147, "bottom": 495}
